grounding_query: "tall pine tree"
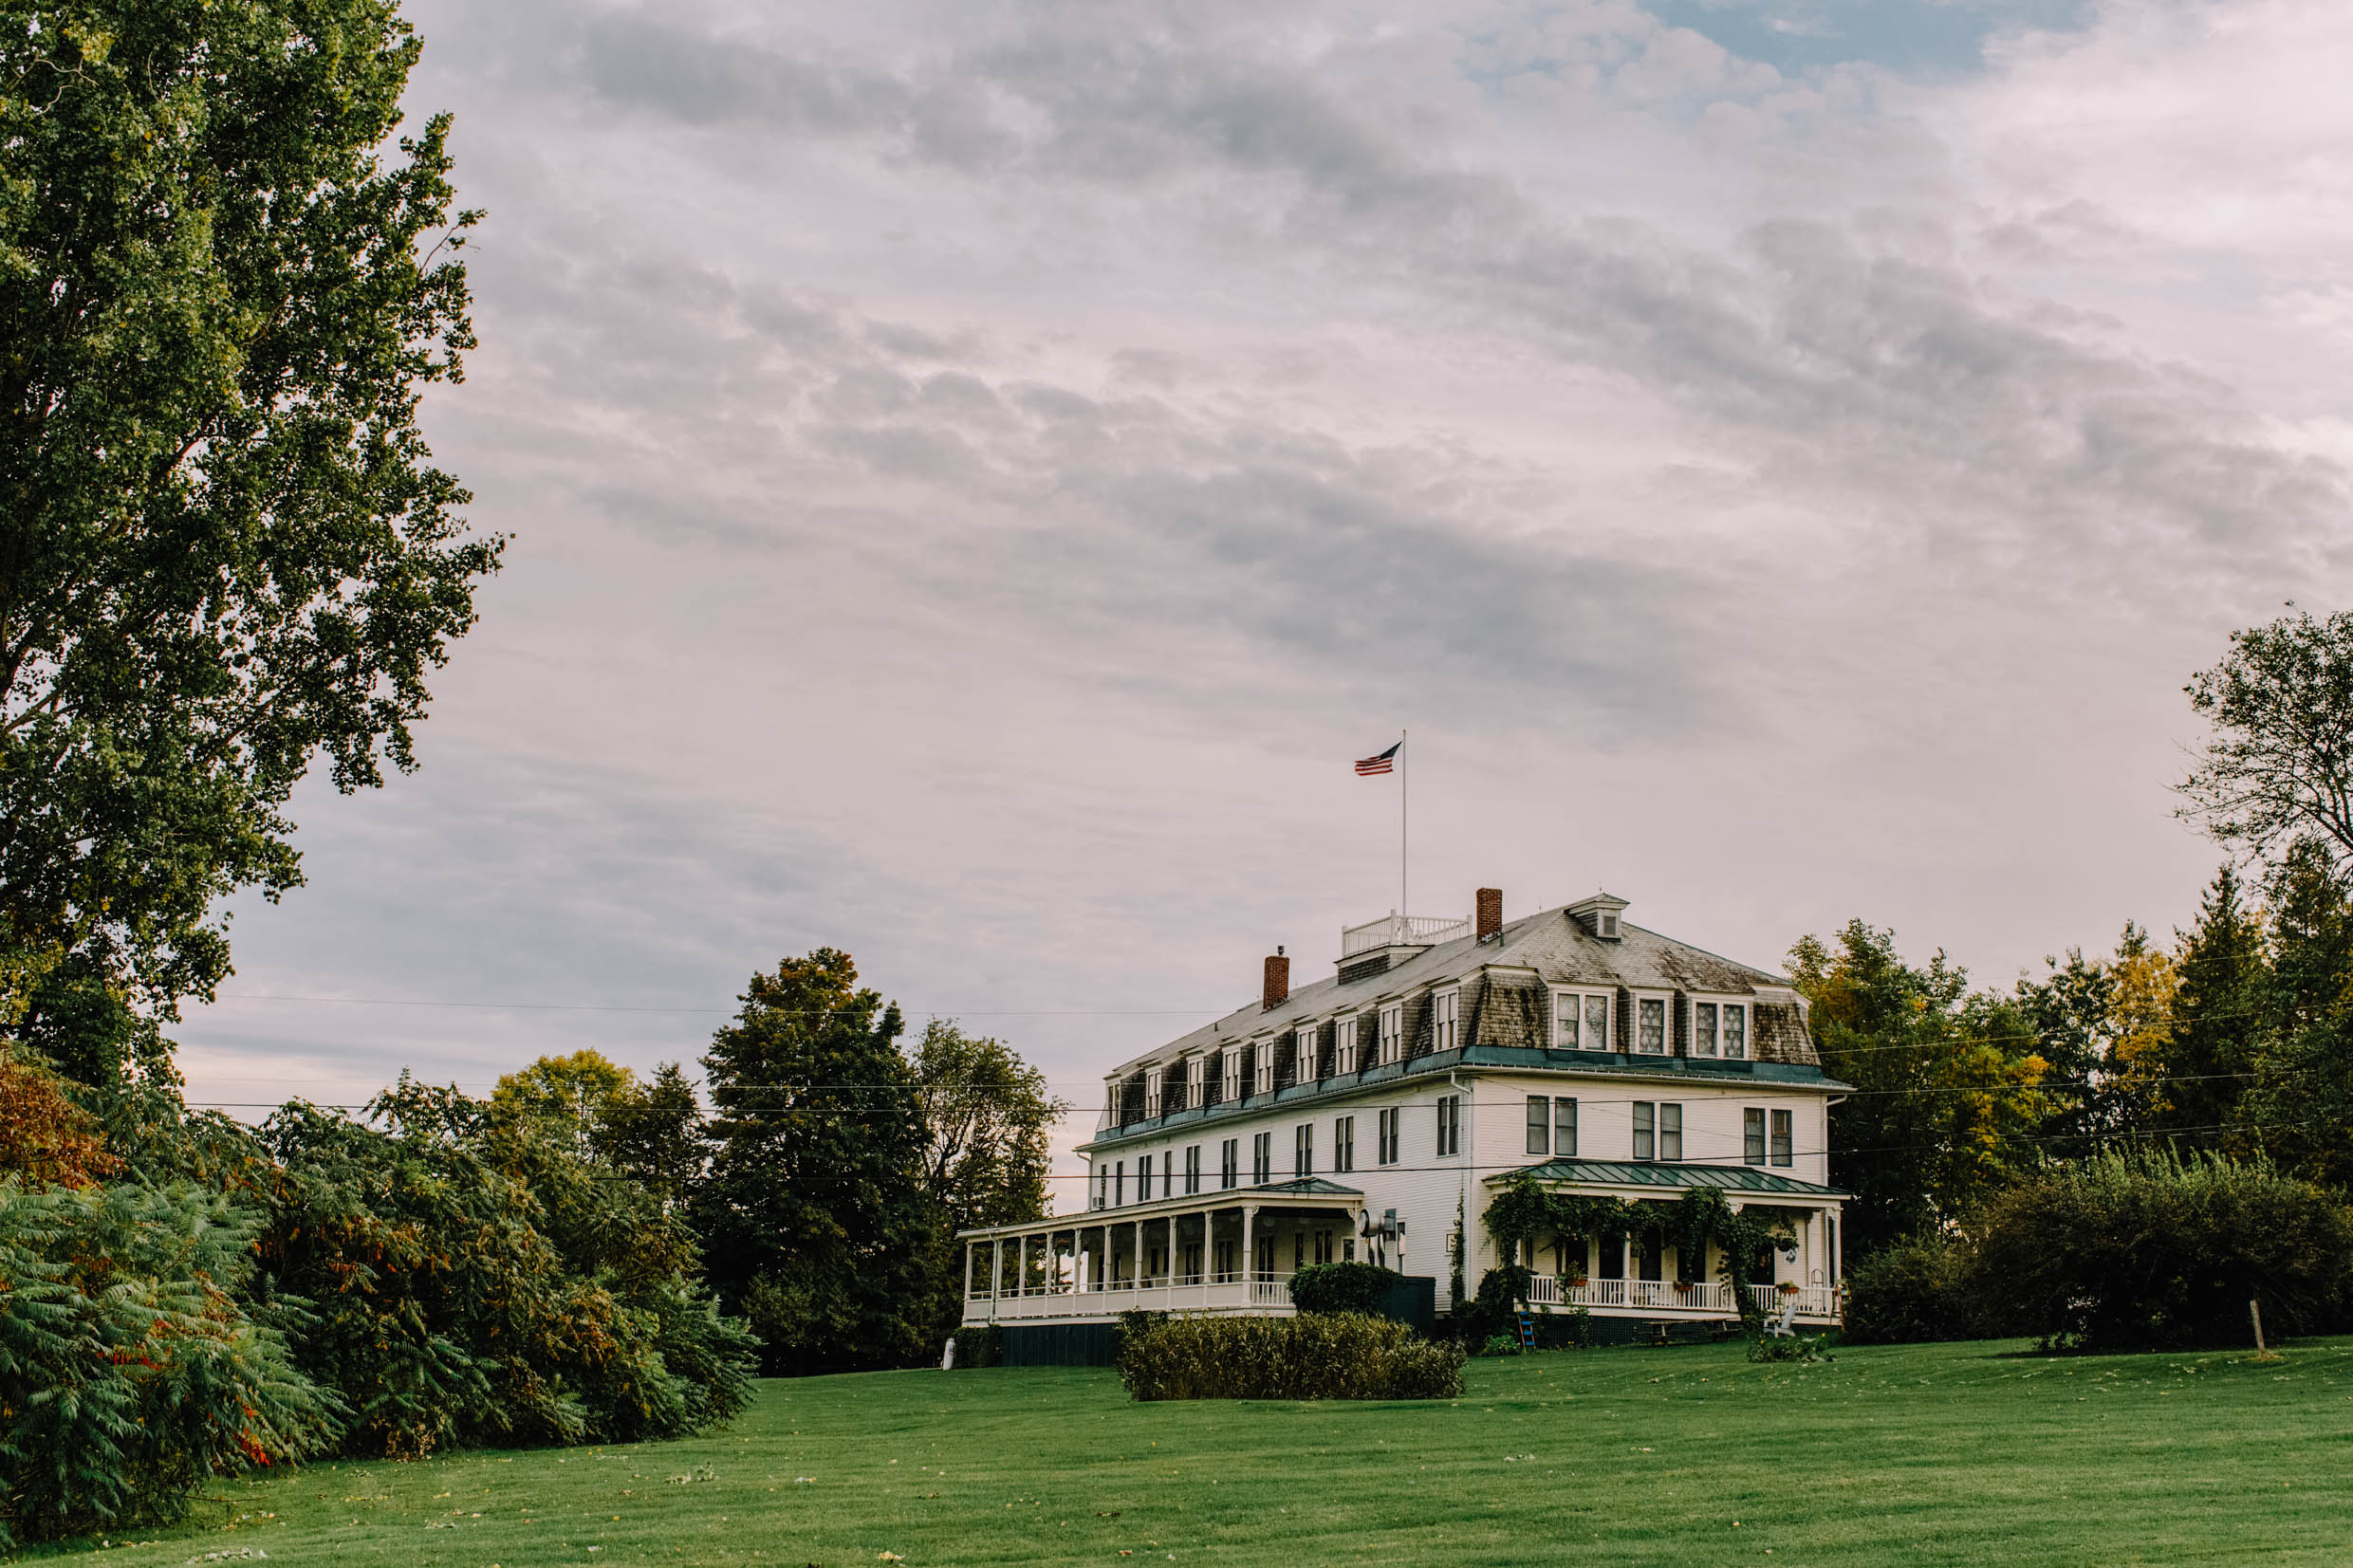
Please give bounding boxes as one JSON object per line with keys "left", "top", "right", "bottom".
{"left": 696, "top": 950, "right": 941, "bottom": 1374}
{"left": 2161, "top": 865, "right": 2268, "bottom": 1147}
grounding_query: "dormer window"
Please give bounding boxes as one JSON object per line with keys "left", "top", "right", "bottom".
{"left": 1296, "top": 1023, "right": 1320, "bottom": 1084}
{"left": 1378, "top": 1003, "right": 1403, "bottom": 1065}
{"left": 1551, "top": 989, "right": 1611, "bottom": 1051}
{"left": 1567, "top": 892, "right": 1630, "bottom": 941}
{"left": 1144, "top": 1068, "right": 1162, "bottom": 1119}
{"left": 1254, "top": 1042, "right": 1275, "bottom": 1096}
{"left": 1693, "top": 1000, "right": 1750, "bottom": 1060}
{"left": 1432, "top": 988, "right": 1461, "bottom": 1052}
{"left": 1336, "top": 1017, "right": 1359, "bottom": 1075}
{"left": 1636, "top": 996, "right": 1667, "bottom": 1055}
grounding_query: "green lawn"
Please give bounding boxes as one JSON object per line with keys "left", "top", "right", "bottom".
{"left": 65, "top": 1336, "right": 2353, "bottom": 1566}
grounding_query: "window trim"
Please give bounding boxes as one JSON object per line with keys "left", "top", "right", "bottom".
{"left": 1744, "top": 1106, "right": 1767, "bottom": 1166}
{"left": 1690, "top": 994, "right": 1751, "bottom": 1061}
{"left": 1336, "top": 1115, "right": 1356, "bottom": 1173}
{"left": 1336, "top": 1017, "right": 1359, "bottom": 1076}
{"left": 1554, "top": 1096, "right": 1578, "bottom": 1157}
{"left": 1378, "top": 1106, "right": 1400, "bottom": 1166}
{"left": 1549, "top": 987, "right": 1613, "bottom": 1051}
{"left": 1185, "top": 1143, "right": 1202, "bottom": 1194}
{"left": 1294, "top": 1122, "right": 1313, "bottom": 1179}
{"left": 1251, "top": 1130, "right": 1272, "bottom": 1186}
{"left": 1436, "top": 1094, "right": 1462, "bottom": 1158}
{"left": 1526, "top": 1094, "right": 1550, "bottom": 1156}
{"left": 1253, "top": 1038, "right": 1276, "bottom": 1097}
{"left": 1770, "top": 1107, "right": 1794, "bottom": 1168}
{"left": 1296, "top": 1021, "right": 1321, "bottom": 1085}
{"left": 1378, "top": 1003, "right": 1404, "bottom": 1065}
{"left": 1631, "top": 990, "right": 1672, "bottom": 1056}
{"left": 1658, "top": 1101, "right": 1683, "bottom": 1162}
{"left": 1432, "top": 987, "right": 1462, "bottom": 1053}
{"left": 1631, "top": 1101, "right": 1655, "bottom": 1162}
{"left": 1219, "top": 1137, "right": 1238, "bottom": 1190}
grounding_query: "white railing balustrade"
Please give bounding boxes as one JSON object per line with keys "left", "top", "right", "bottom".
{"left": 1340, "top": 913, "right": 1473, "bottom": 958}
{"left": 1520, "top": 1276, "right": 1840, "bottom": 1319}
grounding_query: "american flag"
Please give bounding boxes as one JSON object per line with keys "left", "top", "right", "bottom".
{"left": 1355, "top": 741, "right": 1400, "bottom": 776}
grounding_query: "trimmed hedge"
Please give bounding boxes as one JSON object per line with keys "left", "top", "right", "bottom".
{"left": 951, "top": 1325, "right": 1004, "bottom": 1368}
{"left": 1116, "top": 1312, "right": 1462, "bottom": 1401}
{"left": 1288, "top": 1262, "right": 1405, "bottom": 1315}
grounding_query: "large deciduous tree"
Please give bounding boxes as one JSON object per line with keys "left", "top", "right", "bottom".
{"left": 2178, "top": 608, "right": 2353, "bottom": 869}
{"left": 1788, "top": 921, "right": 2049, "bottom": 1258}
{"left": 0, "top": 0, "right": 498, "bottom": 1081}
{"left": 696, "top": 950, "right": 940, "bottom": 1375}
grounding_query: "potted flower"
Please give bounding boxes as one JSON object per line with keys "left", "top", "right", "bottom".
{"left": 1776, "top": 1281, "right": 1800, "bottom": 1296}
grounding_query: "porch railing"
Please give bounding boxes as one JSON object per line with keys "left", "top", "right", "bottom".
{"left": 964, "top": 1272, "right": 1307, "bottom": 1324}
{"left": 1522, "top": 1275, "right": 1840, "bottom": 1319}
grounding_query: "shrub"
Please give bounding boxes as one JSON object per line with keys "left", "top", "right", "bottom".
{"left": 951, "top": 1325, "right": 1003, "bottom": 1369}
{"left": 1479, "top": 1334, "right": 1520, "bottom": 1357}
{"left": 1117, "top": 1312, "right": 1464, "bottom": 1401}
{"left": 0, "top": 1181, "right": 336, "bottom": 1545}
{"left": 1288, "top": 1261, "right": 1405, "bottom": 1316}
{"left": 1842, "top": 1235, "right": 1976, "bottom": 1344}
{"left": 1965, "top": 1153, "right": 2353, "bottom": 1352}
{"left": 1748, "top": 1332, "right": 1834, "bottom": 1363}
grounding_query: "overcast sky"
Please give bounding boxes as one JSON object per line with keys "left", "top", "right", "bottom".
{"left": 176, "top": 0, "right": 2353, "bottom": 1206}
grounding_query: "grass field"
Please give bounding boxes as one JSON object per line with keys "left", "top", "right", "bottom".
{"left": 61, "top": 1336, "right": 2353, "bottom": 1566}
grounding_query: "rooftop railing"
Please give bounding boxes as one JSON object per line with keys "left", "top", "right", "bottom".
{"left": 1340, "top": 912, "right": 1471, "bottom": 958}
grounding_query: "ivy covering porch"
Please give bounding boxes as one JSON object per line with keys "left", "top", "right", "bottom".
{"left": 1490, "top": 1159, "right": 1849, "bottom": 1326}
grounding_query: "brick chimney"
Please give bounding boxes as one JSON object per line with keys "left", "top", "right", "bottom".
{"left": 1476, "top": 887, "right": 1503, "bottom": 941}
{"left": 1263, "top": 946, "right": 1289, "bottom": 1010}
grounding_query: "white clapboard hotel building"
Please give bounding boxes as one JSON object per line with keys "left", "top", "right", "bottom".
{"left": 959, "top": 890, "right": 1850, "bottom": 1357}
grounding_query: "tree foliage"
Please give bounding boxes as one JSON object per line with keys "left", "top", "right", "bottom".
{"left": 2179, "top": 608, "right": 2353, "bottom": 868}
{"left": 1788, "top": 921, "right": 2048, "bottom": 1256}
{"left": 697, "top": 950, "right": 940, "bottom": 1375}
{"left": 0, "top": 1179, "right": 335, "bottom": 1544}
{"left": 0, "top": 0, "right": 500, "bottom": 1079}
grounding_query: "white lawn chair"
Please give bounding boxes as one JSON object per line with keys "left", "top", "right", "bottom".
{"left": 1765, "top": 1297, "right": 1800, "bottom": 1338}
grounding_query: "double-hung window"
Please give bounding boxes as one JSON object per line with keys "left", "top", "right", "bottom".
{"left": 1117, "top": 1159, "right": 1128, "bottom": 1203}
{"left": 1658, "top": 1102, "right": 1682, "bottom": 1161}
{"left": 1436, "top": 1094, "right": 1462, "bottom": 1157}
{"left": 1552, "top": 990, "right": 1611, "bottom": 1051}
{"left": 1139, "top": 1154, "right": 1154, "bottom": 1201}
{"left": 1145, "top": 1071, "right": 1162, "bottom": 1118}
{"left": 1336, "top": 1017, "right": 1359, "bottom": 1075}
{"left": 1219, "top": 1138, "right": 1238, "bottom": 1190}
{"left": 1632, "top": 1103, "right": 1655, "bottom": 1162}
{"left": 1378, "top": 1107, "right": 1400, "bottom": 1165}
{"left": 1185, "top": 1144, "right": 1201, "bottom": 1194}
{"left": 1162, "top": 1150, "right": 1174, "bottom": 1195}
{"left": 1636, "top": 996, "right": 1668, "bottom": 1054}
{"left": 1770, "top": 1108, "right": 1793, "bottom": 1167}
{"left": 1095, "top": 1165, "right": 1108, "bottom": 1208}
{"left": 1251, "top": 1131, "right": 1272, "bottom": 1185}
{"left": 1254, "top": 1044, "right": 1275, "bottom": 1097}
{"left": 1695, "top": 1000, "right": 1751, "bottom": 1059}
{"left": 1378, "top": 1004, "right": 1403, "bottom": 1065}
{"left": 1297, "top": 1024, "right": 1320, "bottom": 1084}
{"left": 1554, "top": 1097, "right": 1578, "bottom": 1156}
{"left": 1744, "top": 1107, "right": 1768, "bottom": 1165}
{"left": 1294, "top": 1123, "right": 1313, "bottom": 1178}
{"left": 1223, "top": 1052, "right": 1242, "bottom": 1104}
{"left": 1432, "top": 989, "right": 1461, "bottom": 1052}
{"left": 1526, "top": 1095, "right": 1550, "bottom": 1155}
{"left": 1335, "top": 1116, "right": 1356, "bottom": 1172}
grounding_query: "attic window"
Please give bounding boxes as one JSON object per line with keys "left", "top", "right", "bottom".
{"left": 1598, "top": 911, "right": 1620, "bottom": 938}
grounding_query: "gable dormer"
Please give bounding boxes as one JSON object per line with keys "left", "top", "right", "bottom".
{"left": 1566, "top": 891, "right": 1629, "bottom": 941}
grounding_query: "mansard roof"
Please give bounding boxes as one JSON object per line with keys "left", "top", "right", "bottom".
{"left": 1501, "top": 1157, "right": 1849, "bottom": 1199}
{"left": 1110, "top": 901, "right": 1814, "bottom": 1079}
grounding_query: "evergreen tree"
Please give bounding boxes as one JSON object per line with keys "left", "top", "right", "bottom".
{"left": 696, "top": 950, "right": 940, "bottom": 1374}
{"left": 2161, "top": 865, "right": 2268, "bottom": 1147}
{"left": 2240, "top": 844, "right": 2353, "bottom": 1184}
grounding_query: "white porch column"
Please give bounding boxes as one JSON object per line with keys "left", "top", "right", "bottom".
{"left": 1132, "top": 1219, "right": 1143, "bottom": 1286}
{"left": 1242, "top": 1204, "right": 1258, "bottom": 1290}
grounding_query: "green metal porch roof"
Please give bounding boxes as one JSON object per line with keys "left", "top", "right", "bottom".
{"left": 1498, "top": 1158, "right": 1848, "bottom": 1198}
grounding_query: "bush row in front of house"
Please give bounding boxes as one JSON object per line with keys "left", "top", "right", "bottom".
{"left": 1843, "top": 1152, "right": 2353, "bottom": 1352}
{"left": 1116, "top": 1311, "right": 1463, "bottom": 1400}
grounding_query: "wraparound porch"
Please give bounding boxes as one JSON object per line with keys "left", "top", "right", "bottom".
{"left": 959, "top": 1178, "right": 1365, "bottom": 1327}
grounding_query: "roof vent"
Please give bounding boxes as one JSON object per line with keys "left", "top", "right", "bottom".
{"left": 1567, "top": 891, "right": 1629, "bottom": 941}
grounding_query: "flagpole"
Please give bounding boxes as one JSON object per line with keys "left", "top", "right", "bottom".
{"left": 1399, "top": 728, "right": 1408, "bottom": 918}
